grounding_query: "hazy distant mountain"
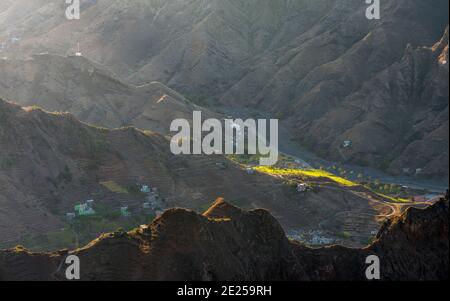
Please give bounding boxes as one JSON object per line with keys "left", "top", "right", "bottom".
{"left": 0, "top": 53, "right": 211, "bottom": 134}
{"left": 0, "top": 0, "right": 448, "bottom": 178}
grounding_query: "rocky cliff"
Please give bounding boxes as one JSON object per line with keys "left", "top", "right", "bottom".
{"left": 0, "top": 194, "right": 447, "bottom": 281}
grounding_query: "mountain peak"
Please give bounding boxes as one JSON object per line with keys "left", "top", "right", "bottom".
{"left": 203, "top": 198, "right": 242, "bottom": 219}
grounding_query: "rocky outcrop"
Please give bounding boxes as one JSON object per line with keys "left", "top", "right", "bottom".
{"left": 0, "top": 194, "right": 448, "bottom": 281}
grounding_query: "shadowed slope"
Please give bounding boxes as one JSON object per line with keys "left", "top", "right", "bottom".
{"left": 0, "top": 193, "right": 447, "bottom": 281}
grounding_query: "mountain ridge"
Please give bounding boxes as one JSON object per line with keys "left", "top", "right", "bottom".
{"left": 0, "top": 0, "right": 448, "bottom": 178}
{"left": 0, "top": 97, "right": 300, "bottom": 248}
{"left": 0, "top": 193, "right": 448, "bottom": 281}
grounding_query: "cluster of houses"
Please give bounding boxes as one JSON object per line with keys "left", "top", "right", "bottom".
{"left": 67, "top": 200, "right": 96, "bottom": 221}
{"left": 141, "top": 185, "right": 165, "bottom": 216}
{"left": 287, "top": 229, "right": 336, "bottom": 246}
{"left": 65, "top": 184, "right": 166, "bottom": 222}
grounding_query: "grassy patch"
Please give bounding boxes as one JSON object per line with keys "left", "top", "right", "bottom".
{"left": 371, "top": 191, "right": 411, "bottom": 203}
{"left": 254, "top": 166, "right": 357, "bottom": 187}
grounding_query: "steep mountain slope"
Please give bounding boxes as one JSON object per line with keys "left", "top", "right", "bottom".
{"left": 0, "top": 0, "right": 448, "bottom": 178}
{"left": 0, "top": 194, "right": 447, "bottom": 281}
{"left": 0, "top": 98, "right": 290, "bottom": 247}
{"left": 0, "top": 53, "right": 209, "bottom": 134}
{"left": 298, "top": 27, "right": 449, "bottom": 178}
{"left": 1, "top": 98, "right": 385, "bottom": 249}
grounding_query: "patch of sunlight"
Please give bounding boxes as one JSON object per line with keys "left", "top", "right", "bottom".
{"left": 253, "top": 166, "right": 357, "bottom": 187}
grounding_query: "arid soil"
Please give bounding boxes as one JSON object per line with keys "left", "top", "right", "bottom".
{"left": 0, "top": 194, "right": 447, "bottom": 281}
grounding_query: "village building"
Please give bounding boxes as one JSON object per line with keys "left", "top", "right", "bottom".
{"left": 141, "top": 185, "right": 151, "bottom": 194}
{"left": 120, "top": 206, "right": 131, "bottom": 217}
{"left": 74, "top": 201, "right": 96, "bottom": 216}
{"left": 66, "top": 212, "right": 76, "bottom": 221}
{"left": 343, "top": 140, "right": 352, "bottom": 148}
{"left": 297, "top": 183, "right": 308, "bottom": 193}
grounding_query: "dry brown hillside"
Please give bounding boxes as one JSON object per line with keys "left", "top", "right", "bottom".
{"left": 0, "top": 98, "right": 283, "bottom": 248}
{"left": 0, "top": 0, "right": 448, "bottom": 178}
{"left": 298, "top": 27, "right": 449, "bottom": 179}
{"left": 0, "top": 194, "right": 447, "bottom": 281}
{"left": 0, "top": 54, "right": 211, "bottom": 135}
{"left": 0, "top": 98, "right": 393, "bottom": 250}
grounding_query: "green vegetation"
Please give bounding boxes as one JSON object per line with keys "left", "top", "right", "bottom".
{"left": 254, "top": 166, "right": 357, "bottom": 187}
{"left": 253, "top": 166, "right": 413, "bottom": 203}
{"left": 338, "top": 231, "right": 351, "bottom": 239}
{"left": 363, "top": 182, "right": 411, "bottom": 203}
{"left": 18, "top": 203, "right": 155, "bottom": 252}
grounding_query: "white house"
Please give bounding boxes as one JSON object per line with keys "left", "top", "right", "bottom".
{"left": 141, "top": 185, "right": 151, "bottom": 194}
{"left": 120, "top": 206, "right": 130, "bottom": 217}
{"left": 297, "top": 183, "right": 308, "bottom": 193}
{"left": 343, "top": 140, "right": 352, "bottom": 148}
